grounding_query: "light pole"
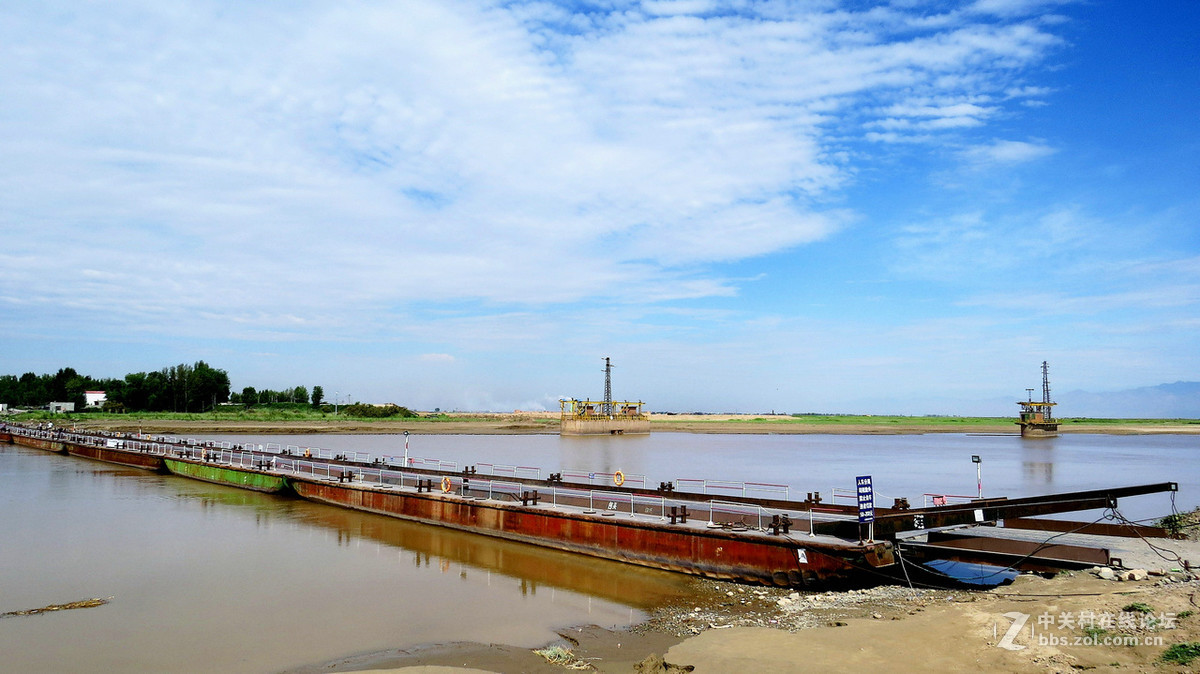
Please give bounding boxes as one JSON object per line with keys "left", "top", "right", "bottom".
{"left": 404, "top": 430, "right": 410, "bottom": 466}
{"left": 972, "top": 455, "right": 982, "bottom": 498}
{"left": 334, "top": 391, "right": 339, "bottom": 415}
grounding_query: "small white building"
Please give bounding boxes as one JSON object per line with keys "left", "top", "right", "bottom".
{"left": 49, "top": 402, "right": 75, "bottom": 414}
{"left": 84, "top": 391, "right": 107, "bottom": 408}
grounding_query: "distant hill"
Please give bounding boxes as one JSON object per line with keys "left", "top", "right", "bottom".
{"left": 1056, "top": 381, "right": 1200, "bottom": 419}
{"left": 846, "top": 381, "right": 1200, "bottom": 419}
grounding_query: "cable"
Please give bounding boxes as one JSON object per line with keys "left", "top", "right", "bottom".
{"left": 894, "top": 544, "right": 917, "bottom": 597}
{"left": 918, "top": 510, "right": 1114, "bottom": 584}
{"left": 1104, "top": 506, "right": 1189, "bottom": 567}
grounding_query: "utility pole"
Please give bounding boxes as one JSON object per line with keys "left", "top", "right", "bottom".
{"left": 972, "top": 455, "right": 982, "bottom": 498}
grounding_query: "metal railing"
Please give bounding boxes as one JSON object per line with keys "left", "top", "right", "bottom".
{"left": 477, "top": 462, "right": 542, "bottom": 480}
{"left": 923, "top": 493, "right": 977, "bottom": 507}
{"left": 562, "top": 469, "right": 647, "bottom": 489}
{"left": 675, "top": 478, "right": 790, "bottom": 500}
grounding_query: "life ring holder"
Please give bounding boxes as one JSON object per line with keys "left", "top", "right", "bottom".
{"left": 613, "top": 470, "right": 625, "bottom": 487}
{"left": 441, "top": 476, "right": 452, "bottom": 493}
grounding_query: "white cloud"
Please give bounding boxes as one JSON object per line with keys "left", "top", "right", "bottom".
{"left": 969, "top": 0, "right": 1076, "bottom": 18}
{"left": 960, "top": 139, "right": 1056, "bottom": 164}
{"left": 0, "top": 0, "right": 1072, "bottom": 341}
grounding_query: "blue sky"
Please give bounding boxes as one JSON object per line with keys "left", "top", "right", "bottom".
{"left": 1, "top": 0, "right": 1197, "bottom": 414}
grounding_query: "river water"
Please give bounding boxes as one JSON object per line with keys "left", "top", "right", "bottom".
{"left": 2, "top": 432, "right": 1196, "bottom": 672}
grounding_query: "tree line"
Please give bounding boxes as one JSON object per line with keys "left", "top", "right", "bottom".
{"left": 230, "top": 385, "right": 323, "bottom": 407}
{"left": 0, "top": 363, "right": 326, "bottom": 414}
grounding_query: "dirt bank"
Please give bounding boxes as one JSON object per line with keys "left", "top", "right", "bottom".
{"left": 299, "top": 563, "right": 1200, "bottom": 673}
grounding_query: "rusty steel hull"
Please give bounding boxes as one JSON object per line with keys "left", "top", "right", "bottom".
{"left": 8, "top": 432, "right": 161, "bottom": 469}
{"left": 6, "top": 433, "right": 69, "bottom": 454}
{"left": 65, "top": 443, "right": 165, "bottom": 471}
{"left": 1018, "top": 421, "right": 1059, "bottom": 437}
{"left": 289, "top": 477, "right": 892, "bottom": 588}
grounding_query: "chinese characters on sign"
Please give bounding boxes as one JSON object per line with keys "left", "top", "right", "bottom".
{"left": 856, "top": 475, "right": 874, "bottom": 523}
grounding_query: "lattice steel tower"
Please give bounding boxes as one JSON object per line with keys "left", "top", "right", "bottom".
{"left": 602, "top": 357, "right": 613, "bottom": 416}
{"left": 1041, "top": 361, "right": 1053, "bottom": 420}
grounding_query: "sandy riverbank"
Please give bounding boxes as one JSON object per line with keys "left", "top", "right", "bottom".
{"left": 62, "top": 412, "right": 1200, "bottom": 436}
{"left": 293, "top": 553, "right": 1200, "bottom": 674}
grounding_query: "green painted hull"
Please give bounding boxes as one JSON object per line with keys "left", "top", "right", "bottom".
{"left": 163, "top": 458, "right": 288, "bottom": 493}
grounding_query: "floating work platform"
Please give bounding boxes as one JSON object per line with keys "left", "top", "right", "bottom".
{"left": 1017, "top": 361, "right": 1059, "bottom": 437}
{"left": 2, "top": 423, "right": 1179, "bottom": 589}
{"left": 559, "top": 398, "right": 649, "bottom": 435}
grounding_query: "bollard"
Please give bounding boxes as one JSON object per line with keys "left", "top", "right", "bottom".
{"left": 672, "top": 501, "right": 691, "bottom": 522}
{"left": 781, "top": 513, "right": 791, "bottom": 534}
{"left": 659, "top": 481, "right": 674, "bottom": 493}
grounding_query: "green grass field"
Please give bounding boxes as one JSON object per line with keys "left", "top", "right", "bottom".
{"left": 6, "top": 407, "right": 1196, "bottom": 433}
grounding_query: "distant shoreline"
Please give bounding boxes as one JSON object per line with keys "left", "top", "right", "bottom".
{"left": 40, "top": 412, "right": 1200, "bottom": 435}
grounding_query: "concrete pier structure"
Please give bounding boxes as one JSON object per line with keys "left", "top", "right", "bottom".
{"left": 559, "top": 398, "right": 649, "bottom": 435}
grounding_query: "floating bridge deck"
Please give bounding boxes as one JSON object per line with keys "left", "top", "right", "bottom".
{"left": 1, "top": 424, "right": 1179, "bottom": 588}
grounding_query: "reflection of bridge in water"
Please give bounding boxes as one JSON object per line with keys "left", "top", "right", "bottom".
{"left": 167, "top": 476, "right": 692, "bottom": 609}
{"left": 1023, "top": 461, "right": 1054, "bottom": 484}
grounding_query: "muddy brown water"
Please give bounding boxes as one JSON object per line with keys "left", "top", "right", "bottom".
{"left": 0, "top": 444, "right": 692, "bottom": 673}
{"left": 2, "top": 432, "right": 1194, "bottom": 672}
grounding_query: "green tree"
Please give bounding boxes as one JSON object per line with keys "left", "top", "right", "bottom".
{"left": 311, "top": 386, "right": 324, "bottom": 408}
{"left": 242, "top": 386, "right": 257, "bottom": 407}
{"left": 18, "top": 372, "right": 47, "bottom": 407}
{"left": 189, "top": 361, "right": 230, "bottom": 412}
{"left": 0, "top": 375, "right": 18, "bottom": 406}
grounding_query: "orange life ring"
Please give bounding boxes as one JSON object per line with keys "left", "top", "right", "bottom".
{"left": 613, "top": 470, "right": 625, "bottom": 487}
{"left": 441, "top": 476, "right": 452, "bottom": 493}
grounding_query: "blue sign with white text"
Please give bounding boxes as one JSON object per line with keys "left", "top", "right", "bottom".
{"left": 856, "top": 475, "right": 874, "bottom": 523}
